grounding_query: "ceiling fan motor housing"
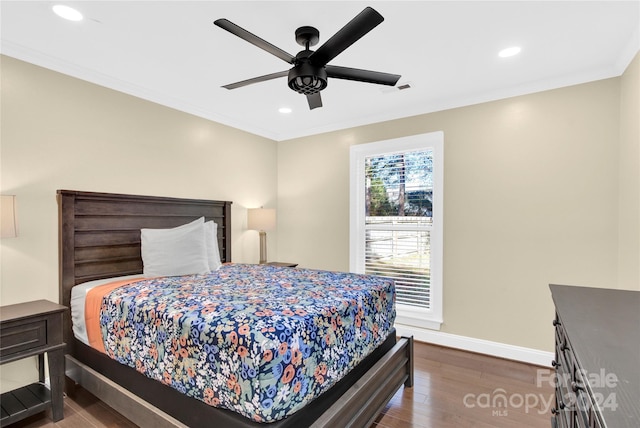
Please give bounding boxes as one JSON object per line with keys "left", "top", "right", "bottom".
{"left": 288, "top": 55, "right": 328, "bottom": 95}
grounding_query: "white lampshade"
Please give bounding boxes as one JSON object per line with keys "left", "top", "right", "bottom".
{"left": 1, "top": 195, "right": 17, "bottom": 238}
{"left": 247, "top": 208, "right": 276, "bottom": 231}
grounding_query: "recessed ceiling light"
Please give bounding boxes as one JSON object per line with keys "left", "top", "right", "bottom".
{"left": 52, "top": 5, "right": 83, "bottom": 21}
{"left": 278, "top": 107, "right": 292, "bottom": 114}
{"left": 498, "top": 46, "right": 521, "bottom": 58}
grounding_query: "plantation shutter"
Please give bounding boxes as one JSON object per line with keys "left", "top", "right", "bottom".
{"left": 364, "top": 150, "right": 433, "bottom": 309}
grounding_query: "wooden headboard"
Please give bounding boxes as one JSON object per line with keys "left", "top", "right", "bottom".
{"left": 57, "top": 190, "right": 232, "bottom": 315}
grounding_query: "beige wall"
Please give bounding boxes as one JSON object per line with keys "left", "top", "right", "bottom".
{"left": 0, "top": 55, "right": 279, "bottom": 305}
{"left": 618, "top": 53, "right": 640, "bottom": 290}
{"left": 278, "top": 54, "right": 639, "bottom": 353}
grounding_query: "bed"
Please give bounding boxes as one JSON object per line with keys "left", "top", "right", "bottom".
{"left": 58, "top": 190, "right": 413, "bottom": 427}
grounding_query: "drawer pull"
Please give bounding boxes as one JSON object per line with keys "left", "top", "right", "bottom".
{"left": 571, "top": 381, "right": 584, "bottom": 392}
{"left": 552, "top": 360, "right": 561, "bottom": 368}
{"left": 553, "top": 319, "right": 561, "bottom": 326}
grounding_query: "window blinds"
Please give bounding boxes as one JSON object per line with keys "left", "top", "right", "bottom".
{"left": 364, "top": 149, "right": 433, "bottom": 309}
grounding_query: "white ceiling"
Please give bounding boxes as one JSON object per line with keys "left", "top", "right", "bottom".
{"left": 1, "top": 1, "right": 638, "bottom": 141}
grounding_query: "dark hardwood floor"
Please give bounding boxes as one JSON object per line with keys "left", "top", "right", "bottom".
{"left": 372, "top": 342, "right": 554, "bottom": 427}
{"left": 8, "top": 341, "right": 553, "bottom": 428}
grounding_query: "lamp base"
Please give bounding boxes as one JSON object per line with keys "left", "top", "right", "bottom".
{"left": 259, "top": 230, "right": 267, "bottom": 264}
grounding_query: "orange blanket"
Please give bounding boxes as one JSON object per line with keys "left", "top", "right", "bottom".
{"left": 85, "top": 278, "right": 144, "bottom": 354}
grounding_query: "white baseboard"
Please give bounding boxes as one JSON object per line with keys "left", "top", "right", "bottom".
{"left": 394, "top": 323, "right": 554, "bottom": 367}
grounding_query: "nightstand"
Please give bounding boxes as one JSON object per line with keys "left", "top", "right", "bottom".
{"left": 265, "top": 262, "right": 298, "bottom": 268}
{"left": 0, "top": 300, "right": 67, "bottom": 426}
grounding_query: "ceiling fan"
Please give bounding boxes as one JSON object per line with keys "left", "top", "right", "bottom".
{"left": 214, "top": 7, "right": 401, "bottom": 110}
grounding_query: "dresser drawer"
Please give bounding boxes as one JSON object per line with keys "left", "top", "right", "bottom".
{"left": 0, "top": 319, "right": 47, "bottom": 358}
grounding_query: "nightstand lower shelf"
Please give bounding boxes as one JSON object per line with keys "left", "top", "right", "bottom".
{"left": 1, "top": 382, "right": 52, "bottom": 426}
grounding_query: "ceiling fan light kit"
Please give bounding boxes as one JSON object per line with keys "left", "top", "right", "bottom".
{"left": 214, "top": 6, "right": 401, "bottom": 110}
{"left": 288, "top": 67, "right": 327, "bottom": 95}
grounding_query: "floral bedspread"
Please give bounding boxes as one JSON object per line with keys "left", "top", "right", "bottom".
{"left": 97, "top": 263, "right": 395, "bottom": 423}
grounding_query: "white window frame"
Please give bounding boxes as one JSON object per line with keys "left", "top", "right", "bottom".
{"left": 349, "top": 131, "right": 443, "bottom": 330}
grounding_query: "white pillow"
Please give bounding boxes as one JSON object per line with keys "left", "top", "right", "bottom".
{"left": 204, "top": 221, "right": 222, "bottom": 271}
{"left": 141, "top": 217, "right": 210, "bottom": 277}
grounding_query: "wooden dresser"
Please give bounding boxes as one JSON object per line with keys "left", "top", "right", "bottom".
{"left": 550, "top": 284, "right": 639, "bottom": 428}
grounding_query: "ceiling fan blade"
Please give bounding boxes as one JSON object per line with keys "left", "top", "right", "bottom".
{"left": 309, "top": 7, "right": 384, "bottom": 67}
{"left": 326, "top": 65, "right": 400, "bottom": 86}
{"left": 222, "top": 70, "right": 289, "bottom": 90}
{"left": 307, "top": 93, "right": 322, "bottom": 110}
{"left": 214, "top": 19, "right": 295, "bottom": 64}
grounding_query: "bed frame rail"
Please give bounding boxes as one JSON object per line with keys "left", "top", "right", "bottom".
{"left": 65, "top": 336, "right": 413, "bottom": 428}
{"left": 311, "top": 336, "right": 414, "bottom": 427}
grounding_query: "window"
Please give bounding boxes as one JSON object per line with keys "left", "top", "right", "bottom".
{"left": 350, "top": 132, "right": 443, "bottom": 330}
